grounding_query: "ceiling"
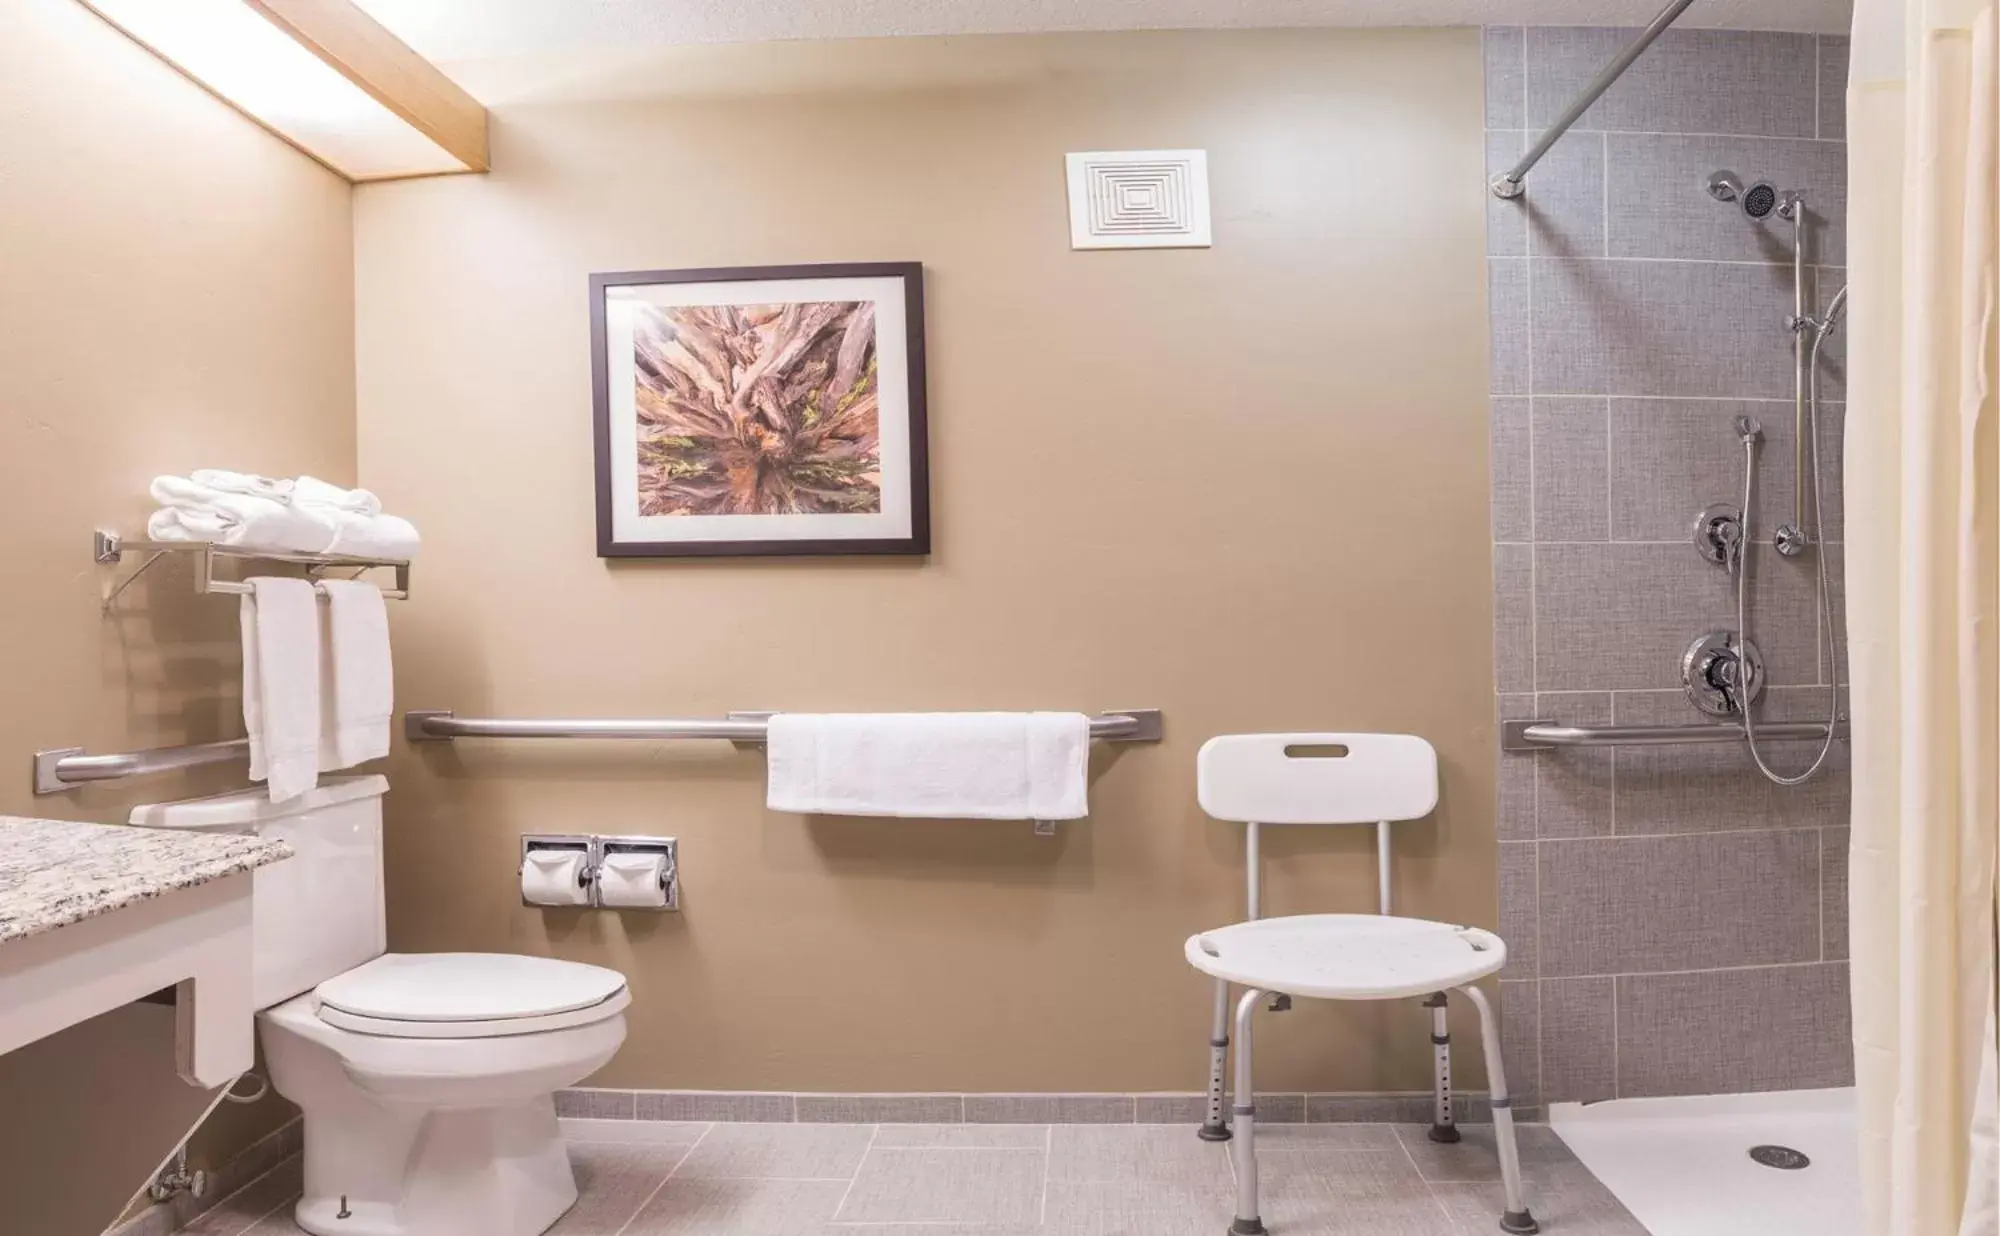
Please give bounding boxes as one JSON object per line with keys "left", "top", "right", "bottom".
{"left": 351, "top": 0, "right": 1853, "bottom": 65}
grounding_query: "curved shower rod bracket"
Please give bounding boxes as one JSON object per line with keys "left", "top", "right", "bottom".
{"left": 1490, "top": 0, "right": 1698, "bottom": 199}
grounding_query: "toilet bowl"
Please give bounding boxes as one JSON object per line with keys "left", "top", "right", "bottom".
{"left": 260, "top": 954, "right": 629, "bottom": 1236}
{"left": 129, "top": 778, "right": 632, "bottom": 1236}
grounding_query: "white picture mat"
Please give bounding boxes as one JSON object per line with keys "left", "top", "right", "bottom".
{"left": 605, "top": 275, "right": 913, "bottom": 544}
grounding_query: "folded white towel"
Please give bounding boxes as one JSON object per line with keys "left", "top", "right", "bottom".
{"left": 190, "top": 469, "right": 295, "bottom": 503}
{"left": 319, "top": 511, "right": 420, "bottom": 560}
{"left": 292, "top": 475, "right": 382, "bottom": 517}
{"left": 766, "top": 712, "right": 1091, "bottom": 820}
{"left": 316, "top": 579, "right": 393, "bottom": 771}
{"left": 149, "top": 476, "right": 335, "bottom": 553}
{"left": 241, "top": 577, "right": 321, "bottom": 803}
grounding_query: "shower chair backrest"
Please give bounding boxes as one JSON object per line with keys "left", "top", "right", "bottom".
{"left": 1196, "top": 733, "right": 1439, "bottom": 826}
{"left": 1196, "top": 732, "right": 1438, "bottom": 920}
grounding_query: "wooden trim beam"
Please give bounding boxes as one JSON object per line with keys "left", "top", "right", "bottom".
{"left": 246, "top": 0, "right": 488, "bottom": 176}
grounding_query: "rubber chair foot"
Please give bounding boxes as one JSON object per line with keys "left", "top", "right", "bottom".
{"left": 1197, "top": 1122, "right": 1233, "bottom": 1143}
{"left": 1427, "top": 1123, "right": 1462, "bottom": 1144}
{"left": 1229, "top": 1220, "right": 1268, "bottom": 1236}
{"left": 1500, "top": 1208, "right": 1540, "bottom": 1234}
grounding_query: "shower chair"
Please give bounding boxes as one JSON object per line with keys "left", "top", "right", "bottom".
{"left": 1184, "top": 733, "right": 1535, "bottom": 1235}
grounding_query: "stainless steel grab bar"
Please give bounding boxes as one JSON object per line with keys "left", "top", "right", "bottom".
{"left": 406, "top": 709, "right": 1165, "bottom": 744}
{"left": 34, "top": 738, "right": 250, "bottom": 795}
{"left": 1503, "top": 718, "right": 1849, "bottom": 751}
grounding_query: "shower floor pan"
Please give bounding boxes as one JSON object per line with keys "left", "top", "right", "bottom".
{"left": 1549, "top": 1087, "right": 1858, "bottom": 1236}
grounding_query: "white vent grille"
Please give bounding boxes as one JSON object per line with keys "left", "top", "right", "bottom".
{"left": 1065, "top": 150, "right": 1211, "bottom": 250}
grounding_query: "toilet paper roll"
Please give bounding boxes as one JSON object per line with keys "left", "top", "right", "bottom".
{"left": 597, "top": 852, "right": 670, "bottom": 909}
{"left": 521, "top": 849, "right": 592, "bottom": 907}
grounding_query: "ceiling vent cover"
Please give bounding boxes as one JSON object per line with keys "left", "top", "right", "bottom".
{"left": 1065, "top": 150, "right": 1211, "bottom": 250}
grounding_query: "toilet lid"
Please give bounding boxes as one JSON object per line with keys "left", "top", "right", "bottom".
{"left": 316, "top": 953, "right": 628, "bottom": 1024}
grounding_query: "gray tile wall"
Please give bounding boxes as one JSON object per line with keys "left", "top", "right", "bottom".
{"left": 1483, "top": 26, "right": 1853, "bottom": 1108}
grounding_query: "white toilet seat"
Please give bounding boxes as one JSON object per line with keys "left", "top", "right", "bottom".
{"left": 314, "top": 952, "right": 630, "bottom": 1038}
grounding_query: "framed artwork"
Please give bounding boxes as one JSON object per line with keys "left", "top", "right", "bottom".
{"left": 590, "top": 262, "right": 929, "bottom": 558}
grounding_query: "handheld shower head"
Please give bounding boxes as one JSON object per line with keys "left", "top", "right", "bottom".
{"left": 1735, "top": 415, "right": 1763, "bottom": 444}
{"left": 1707, "top": 171, "right": 1781, "bottom": 220}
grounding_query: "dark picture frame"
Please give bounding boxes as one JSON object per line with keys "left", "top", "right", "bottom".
{"left": 590, "top": 262, "right": 930, "bottom": 558}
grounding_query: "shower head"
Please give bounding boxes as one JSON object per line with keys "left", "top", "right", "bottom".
{"left": 1735, "top": 415, "right": 1763, "bottom": 443}
{"left": 1707, "top": 171, "right": 1781, "bottom": 220}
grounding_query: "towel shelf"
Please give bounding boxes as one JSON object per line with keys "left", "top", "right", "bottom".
{"left": 95, "top": 530, "right": 411, "bottom": 613}
{"left": 405, "top": 709, "right": 1166, "bottom": 745}
{"left": 1502, "top": 718, "right": 1848, "bottom": 751}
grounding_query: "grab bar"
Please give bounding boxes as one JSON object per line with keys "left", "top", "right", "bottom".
{"left": 1503, "top": 718, "right": 1849, "bottom": 751}
{"left": 34, "top": 737, "right": 250, "bottom": 795}
{"left": 405, "top": 709, "right": 1165, "bottom": 744}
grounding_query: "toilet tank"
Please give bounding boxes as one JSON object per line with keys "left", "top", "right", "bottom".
{"left": 128, "top": 775, "right": 389, "bottom": 1008}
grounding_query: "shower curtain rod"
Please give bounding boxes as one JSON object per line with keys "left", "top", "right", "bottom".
{"left": 1489, "top": 0, "right": 1698, "bottom": 199}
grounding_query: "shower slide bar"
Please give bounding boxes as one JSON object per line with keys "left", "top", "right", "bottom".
{"left": 1489, "top": 0, "right": 1697, "bottom": 199}
{"left": 404, "top": 709, "right": 1165, "bottom": 745}
{"left": 1502, "top": 718, "right": 1848, "bottom": 751}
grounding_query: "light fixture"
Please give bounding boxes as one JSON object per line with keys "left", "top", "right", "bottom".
{"left": 77, "top": 0, "right": 487, "bottom": 182}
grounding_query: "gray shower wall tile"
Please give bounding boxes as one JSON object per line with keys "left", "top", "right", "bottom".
{"left": 1524, "top": 133, "right": 1607, "bottom": 259}
{"left": 1488, "top": 131, "right": 1529, "bottom": 257}
{"left": 1530, "top": 257, "right": 1797, "bottom": 398}
{"left": 1485, "top": 27, "right": 1526, "bottom": 129}
{"left": 1500, "top": 979, "right": 1541, "bottom": 1106}
{"left": 1525, "top": 28, "right": 1819, "bottom": 138}
{"left": 1540, "top": 977, "right": 1616, "bottom": 1104}
{"left": 1819, "top": 37, "right": 1850, "bottom": 141}
{"left": 1533, "top": 398, "right": 1610, "bottom": 541}
{"left": 1823, "top": 826, "right": 1849, "bottom": 961}
{"left": 1492, "top": 397, "right": 1531, "bottom": 543}
{"left": 1500, "top": 841, "right": 1539, "bottom": 979}
{"left": 1533, "top": 543, "right": 1821, "bottom": 692}
{"left": 1606, "top": 134, "right": 1847, "bottom": 266}
{"left": 1615, "top": 963, "right": 1853, "bottom": 1096}
{"left": 1538, "top": 829, "right": 1822, "bottom": 976}
{"left": 1608, "top": 397, "right": 1802, "bottom": 544}
{"left": 1498, "top": 693, "right": 1539, "bottom": 843}
{"left": 1534, "top": 692, "right": 1612, "bottom": 839}
{"left": 1609, "top": 688, "right": 1849, "bottom": 836}
{"left": 1489, "top": 260, "right": 1531, "bottom": 395}
{"left": 1494, "top": 544, "right": 1534, "bottom": 694}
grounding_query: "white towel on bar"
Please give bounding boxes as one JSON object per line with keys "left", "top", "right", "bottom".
{"left": 318, "top": 510, "right": 421, "bottom": 560}
{"left": 765, "top": 712, "right": 1091, "bottom": 820}
{"left": 241, "top": 577, "right": 322, "bottom": 803}
{"left": 189, "top": 469, "right": 295, "bottom": 503}
{"left": 149, "top": 476, "right": 335, "bottom": 553}
{"left": 292, "top": 475, "right": 382, "bottom": 517}
{"left": 316, "top": 579, "right": 393, "bottom": 771}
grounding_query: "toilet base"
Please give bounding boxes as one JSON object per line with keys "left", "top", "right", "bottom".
{"left": 291, "top": 1099, "right": 578, "bottom": 1236}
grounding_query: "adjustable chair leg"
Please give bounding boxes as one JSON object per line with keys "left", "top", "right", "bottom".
{"left": 1229, "top": 988, "right": 1267, "bottom": 1236}
{"left": 1424, "top": 992, "right": 1460, "bottom": 1143}
{"left": 1200, "top": 978, "right": 1233, "bottom": 1141}
{"left": 1462, "top": 985, "right": 1538, "bottom": 1234}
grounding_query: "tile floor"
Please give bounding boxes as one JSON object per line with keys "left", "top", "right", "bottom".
{"left": 180, "top": 1120, "right": 1649, "bottom": 1236}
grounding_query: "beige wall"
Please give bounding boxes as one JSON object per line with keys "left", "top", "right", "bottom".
{"left": 0, "top": 2, "right": 355, "bottom": 1230}
{"left": 357, "top": 28, "right": 1496, "bottom": 1096}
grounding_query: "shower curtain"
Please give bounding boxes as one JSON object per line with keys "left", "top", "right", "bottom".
{"left": 1848, "top": 3, "right": 2000, "bottom": 1234}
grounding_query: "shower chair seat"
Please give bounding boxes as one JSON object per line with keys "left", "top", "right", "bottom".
{"left": 1184, "top": 733, "right": 1536, "bottom": 1236}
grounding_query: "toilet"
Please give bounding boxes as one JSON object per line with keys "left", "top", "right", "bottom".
{"left": 130, "top": 775, "right": 628, "bottom": 1236}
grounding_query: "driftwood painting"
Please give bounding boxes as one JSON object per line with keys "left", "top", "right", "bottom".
{"left": 630, "top": 300, "right": 881, "bottom": 517}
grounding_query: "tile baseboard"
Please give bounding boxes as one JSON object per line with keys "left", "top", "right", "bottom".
{"left": 556, "top": 1088, "right": 1503, "bottom": 1125}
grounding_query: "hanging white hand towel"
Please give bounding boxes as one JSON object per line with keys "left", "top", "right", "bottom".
{"left": 316, "top": 579, "right": 393, "bottom": 771}
{"left": 765, "top": 712, "right": 1091, "bottom": 820}
{"left": 240, "top": 577, "right": 321, "bottom": 803}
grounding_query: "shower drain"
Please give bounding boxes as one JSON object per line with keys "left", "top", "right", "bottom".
{"left": 1748, "top": 1144, "right": 1811, "bottom": 1170}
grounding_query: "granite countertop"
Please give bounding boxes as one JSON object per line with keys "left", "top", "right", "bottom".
{"left": 0, "top": 816, "right": 290, "bottom": 945}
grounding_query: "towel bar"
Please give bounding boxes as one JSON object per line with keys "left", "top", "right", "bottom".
{"left": 404, "top": 709, "right": 1165, "bottom": 745}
